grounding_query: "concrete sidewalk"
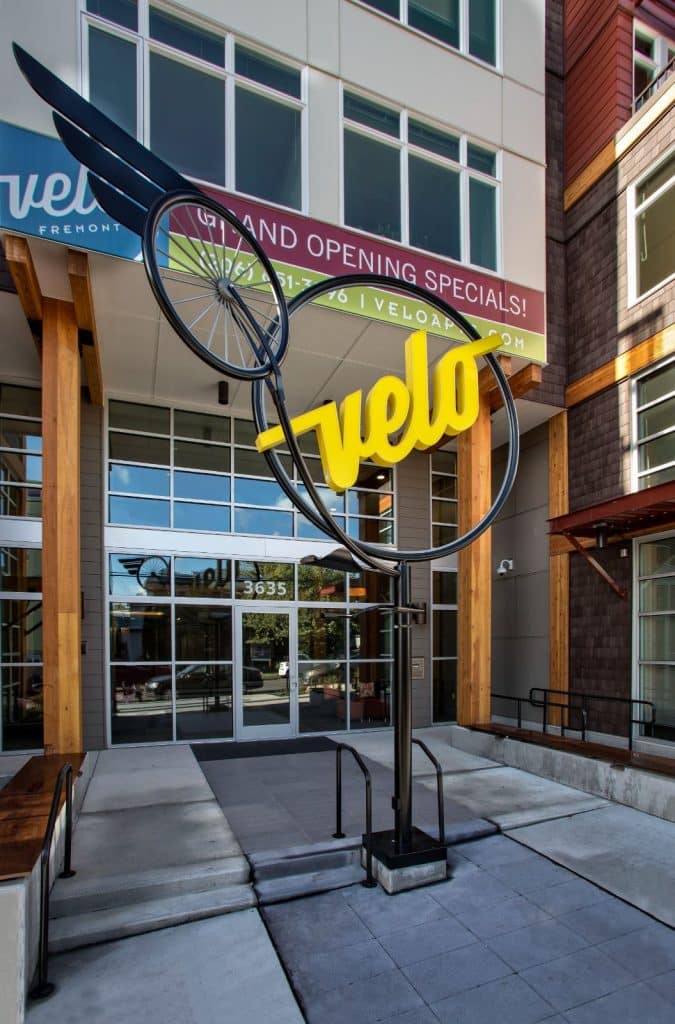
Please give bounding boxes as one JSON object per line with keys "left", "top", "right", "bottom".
{"left": 14, "top": 727, "right": 675, "bottom": 1023}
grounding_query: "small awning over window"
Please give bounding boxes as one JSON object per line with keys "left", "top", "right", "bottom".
{"left": 549, "top": 480, "right": 675, "bottom": 541}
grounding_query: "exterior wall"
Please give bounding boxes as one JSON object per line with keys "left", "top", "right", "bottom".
{"left": 395, "top": 453, "right": 432, "bottom": 730}
{"left": 568, "top": 380, "right": 632, "bottom": 511}
{"left": 564, "top": 1, "right": 634, "bottom": 184}
{"left": 80, "top": 401, "right": 106, "bottom": 750}
{"left": 0, "top": 1, "right": 548, "bottom": 297}
{"left": 569, "top": 546, "right": 633, "bottom": 737}
{"left": 491, "top": 423, "right": 550, "bottom": 704}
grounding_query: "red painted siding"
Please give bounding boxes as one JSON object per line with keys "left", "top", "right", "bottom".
{"left": 565, "top": 2, "right": 636, "bottom": 185}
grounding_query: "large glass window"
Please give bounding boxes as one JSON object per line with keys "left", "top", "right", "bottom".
{"left": 343, "top": 92, "right": 499, "bottom": 271}
{"left": 432, "top": 569, "right": 457, "bottom": 721}
{"left": 0, "top": 547, "right": 42, "bottom": 751}
{"left": 637, "top": 536, "right": 675, "bottom": 743}
{"left": 83, "top": 2, "right": 305, "bottom": 208}
{"left": 108, "top": 555, "right": 394, "bottom": 742}
{"left": 0, "top": 385, "right": 42, "bottom": 519}
{"left": 107, "top": 401, "right": 394, "bottom": 542}
{"left": 631, "top": 152, "right": 675, "bottom": 300}
{"left": 634, "top": 358, "right": 675, "bottom": 490}
{"left": 431, "top": 448, "right": 458, "bottom": 546}
{"left": 358, "top": 0, "right": 498, "bottom": 66}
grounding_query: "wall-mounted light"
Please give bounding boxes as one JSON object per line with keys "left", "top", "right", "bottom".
{"left": 496, "top": 558, "right": 513, "bottom": 577}
{"left": 595, "top": 522, "right": 608, "bottom": 549}
{"left": 218, "top": 381, "right": 229, "bottom": 406}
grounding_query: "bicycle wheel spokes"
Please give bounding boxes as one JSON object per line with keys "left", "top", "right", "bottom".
{"left": 145, "top": 192, "right": 289, "bottom": 379}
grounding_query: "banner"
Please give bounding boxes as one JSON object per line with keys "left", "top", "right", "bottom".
{"left": 0, "top": 120, "right": 546, "bottom": 362}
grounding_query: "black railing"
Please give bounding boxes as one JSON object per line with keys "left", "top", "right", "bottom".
{"left": 29, "top": 763, "right": 77, "bottom": 1001}
{"left": 491, "top": 690, "right": 656, "bottom": 752}
{"left": 411, "top": 737, "right": 445, "bottom": 843}
{"left": 635, "top": 55, "right": 675, "bottom": 112}
{"left": 332, "top": 743, "right": 377, "bottom": 888}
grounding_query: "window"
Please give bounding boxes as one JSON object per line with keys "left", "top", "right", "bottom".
{"left": 357, "top": 1, "right": 498, "bottom": 66}
{"left": 431, "top": 448, "right": 458, "bottom": 546}
{"left": 108, "top": 555, "right": 393, "bottom": 742}
{"left": 343, "top": 92, "right": 499, "bottom": 270}
{"left": 0, "top": 547, "right": 42, "bottom": 751}
{"left": 630, "top": 152, "right": 675, "bottom": 301}
{"left": 634, "top": 358, "right": 675, "bottom": 490}
{"left": 83, "top": 1, "right": 305, "bottom": 209}
{"left": 107, "top": 400, "right": 394, "bottom": 542}
{"left": 0, "top": 385, "right": 42, "bottom": 519}
{"left": 432, "top": 569, "right": 457, "bottom": 721}
{"left": 633, "top": 21, "right": 675, "bottom": 110}
{"left": 637, "top": 536, "right": 675, "bottom": 744}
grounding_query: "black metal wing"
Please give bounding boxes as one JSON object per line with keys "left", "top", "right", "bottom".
{"left": 13, "top": 44, "right": 201, "bottom": 235}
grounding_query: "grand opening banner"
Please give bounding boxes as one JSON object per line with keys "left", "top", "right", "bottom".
{"left": 0, "top": 120, "right": 546, "bottom": 363}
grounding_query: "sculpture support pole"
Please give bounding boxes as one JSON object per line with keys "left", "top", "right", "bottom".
{"left": 394, "top": 561, "right": 412, "bottom": 851}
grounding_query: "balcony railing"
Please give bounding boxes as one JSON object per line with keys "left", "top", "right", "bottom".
{"left": 634, "top": 55, "right": 675, "bottom": 113}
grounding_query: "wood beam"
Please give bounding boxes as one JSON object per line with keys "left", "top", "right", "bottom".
{"left": 41, "top": 299, "right": 82, "bottom": 755}
{"left": 563, "top": 532, "right": 628, "bottom": 600}
{"left": 68, "top": 249, "right": 104, "bottom": 406}
{"left": 457, "top": 391, "right": 491, "bottom": 726}
{"left": 3, "top": 234, "right": 42, "bottom": 352}
{"left": 566, "top": 325, "right": 675, "bottom": 408}
{"left": 488, "top": 363, "right": 542, "bottom": 413}
{"left": 548, "top": 412, "right": 569, "bottom": 724}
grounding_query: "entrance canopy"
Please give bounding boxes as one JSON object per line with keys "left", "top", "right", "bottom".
{"left": 549, "top": 480, "right": 675, "bottom": 541}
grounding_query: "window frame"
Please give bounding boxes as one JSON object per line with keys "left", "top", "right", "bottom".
{"left": 631, "top": 356, "right": 675, "bottom": 492}
{"left": 80, "top": 0, "right": 309, "bottom": 213}
{"left": 627, "top": 147, "right": 675, "bottom": 306}
{"left": 350, "top": 0, "right": 501, "bottom": 71}
{"left": 633, "top": 19, "right": 675, "bottom": 109}
{"left": 0, "top": 543, "right": 43, "bottom": 753}
{"left": 340, "top": 84, "right": 501, "bottom": 272}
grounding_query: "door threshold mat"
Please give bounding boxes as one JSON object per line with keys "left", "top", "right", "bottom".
{"left": 191, "top": 736, "right": 338, "bottom": 761}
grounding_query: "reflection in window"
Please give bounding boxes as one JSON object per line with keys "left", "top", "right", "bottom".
{"left": 110, "top": 603, "right": 171, "bottom": 661}
{"left": 633, "top": 153, "right": 675, "bottom": 299}
{"left": 349, "top": 662, "right": 392, "bottom": 729}
{"left": 433, "top": 570, "right": 457, "bottom": 722}
{"left": 111, "top": 664, "right": 172, "bottom": 744}
{"left": 638, "top": 536, "right": 675, "bottom": 742}
{"left": 234, "top": 561, "right": 294, "bottom": 600}
{"left": 175, "top": 605, "right": 232, "bottom": 661}
{"left": 0, "top": 550, "right": 43, "bottom": 751}
{"left": 0, "top": 385, "right": 42, "bottom": 519}
{"left": 431, "top": 448, "right": 458, "bottom": 546}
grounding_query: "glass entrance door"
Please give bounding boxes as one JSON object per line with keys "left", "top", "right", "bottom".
{"left": 236, "top": 607, "right": 296, "bottom": 739}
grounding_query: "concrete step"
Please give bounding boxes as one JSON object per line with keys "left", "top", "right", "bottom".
{"left": 256, "top": 864, "right": 366, "bottom": 905}
{"left": 250, "top": 837, "right": 361, "bottom": 881}
{"left": 50, "top": 856, "right": 251, "bottom": 918}
{"left": 48, "top": 883, "right": 256, "bottom": 953}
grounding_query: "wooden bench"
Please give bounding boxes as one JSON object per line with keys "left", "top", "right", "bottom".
{"left": 0, "top": 753, "right": 85, "bottom": 882}
{"left": 474, "top": 723, "right": 675, "bottom": 778}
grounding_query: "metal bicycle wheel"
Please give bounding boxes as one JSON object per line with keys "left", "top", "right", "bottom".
{"left": 143, "top": 191, "right": 289, "bottom": 380}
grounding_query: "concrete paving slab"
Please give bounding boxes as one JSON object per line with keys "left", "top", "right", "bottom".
{"left": 26, "top": 909, "right": 303, "bottom": 1024}
{"left": 598, "top": 923, "right": 675, "bottom": 980}
{"left": 71, "top": 800, "right": 242, "bottom": 880}
{"left": 509, "top": 804, "right": 675, "bottom": 926}
{"left": 431, "top": 973, "right": 555, "bottom": 1024}
{"left": 520, "top": 945, "right": 638, "bottom": 1012}
{"left": 82, "top": 746, "right": 214, "bottom": 812}
{"left": 401, "top": 942, "right": 512, "bottom": 1004}
{"left": 302, "top": 968, "right": 424, "bottom": 1024}
{"left": 563, "top": 982, "right": 674, "bottom": 1024}
{"left": 419, "top": 765, "right": 608, "bottom": 828}
{"left": 650, "top": 969, "right": 675, "bottom": 1004}
{"left": 485, "top": 918, "right": 588, "bottom": 971}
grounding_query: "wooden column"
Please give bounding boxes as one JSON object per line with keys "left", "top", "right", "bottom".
{"left": 41, "top": 298, "right": 82, "bottom": 754}
{"left": 549, "top": 411, "right": 569, "bottom": 724}
{"left": 457, "top": 391, "right": 492, "bottom": 726}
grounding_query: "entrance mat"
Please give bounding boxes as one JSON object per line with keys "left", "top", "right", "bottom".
{"left": 191, "top": 736, "right": 338, "bottom": 762}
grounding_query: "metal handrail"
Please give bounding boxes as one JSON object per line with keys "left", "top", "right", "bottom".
{"left": 491, "top": 690, "right": 656, "bottom": 752}
{"left": 332, "top": 743, "right": 377, "bottom": 888}
{"left": 634, "top": 54, "right": 675, "bottom": 112}
{"left": 411, "top": 738, "right": 445, "bottom": 844}
{"left": 29, "top": 763, "right": 77, "bottom": 1001}
{"left": 530, "top": 688, "right": 656, "bottom": 751}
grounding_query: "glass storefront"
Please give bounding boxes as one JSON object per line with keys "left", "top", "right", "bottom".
{"left": 109, "top": 554, "right": 394, "bottom": 744}
{"left": 0, "top": 546, "right": 43, "bottom": 751}
{"left": 637, "top": 535, "right": 675, "bottom": 744}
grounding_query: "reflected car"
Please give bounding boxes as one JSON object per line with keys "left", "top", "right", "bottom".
{"left": 144, "top": 664, "right": 263, "bottom": 699}
{"left": 300, "top": 662, "right": 342, "bottom": 690}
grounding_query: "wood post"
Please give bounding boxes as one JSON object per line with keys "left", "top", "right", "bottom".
{"left": 549, "top": 411, "right": 569, "bottom": 726}
{"left": 457, "top": 391, "right": 492, "bottom": 726}
{"left": 41, "top": 298, "right": 82, "bottom": 754}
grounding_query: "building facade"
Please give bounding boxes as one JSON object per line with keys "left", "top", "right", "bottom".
{"left": 3, "top": 1, "right": 670, "bottom": 761}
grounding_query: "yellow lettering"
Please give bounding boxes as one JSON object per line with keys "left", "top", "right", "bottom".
{"left": 255, "top": 331, "right": 503, "bottom": 491}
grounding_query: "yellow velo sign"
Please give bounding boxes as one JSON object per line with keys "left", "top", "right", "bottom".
{"left": 256, "top": 329, "right": 501, "bottom": 492}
